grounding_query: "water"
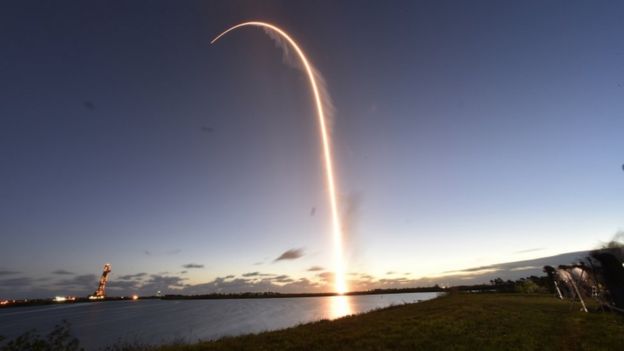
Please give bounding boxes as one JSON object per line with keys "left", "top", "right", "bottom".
{"left": 0, "top": 292, "right": 440, "bottom": 350}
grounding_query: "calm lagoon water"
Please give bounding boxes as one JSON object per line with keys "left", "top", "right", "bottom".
{"left": 0, "top": 292, "right": 440, "bottom": 350}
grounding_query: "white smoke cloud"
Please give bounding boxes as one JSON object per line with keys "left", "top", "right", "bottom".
{"left": 262, "top": 28, "right": 336, "bottom": 133}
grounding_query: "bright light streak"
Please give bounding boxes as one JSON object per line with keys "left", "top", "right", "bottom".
{"left": 212, "top": 21, "right": 347, "bottom": 294}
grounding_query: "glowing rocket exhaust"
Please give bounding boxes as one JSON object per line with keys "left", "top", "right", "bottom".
{"left": 212, "top": 22, "right": 348, "bottom": 294}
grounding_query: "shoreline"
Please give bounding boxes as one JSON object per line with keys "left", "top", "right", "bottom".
{"left": 146, "top": 293, "right": 624, "bottom": 350}
{"left": 0, "top": 291, "right": 441, "bottom": 350}
{"left": 0, "top": 286, "right": 447, "bottom": 309}
{"left": 3, "top": 292, "right": 624, "bottom": 350}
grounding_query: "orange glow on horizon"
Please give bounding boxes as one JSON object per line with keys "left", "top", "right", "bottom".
{"left": 212, "top": 21, "right": 348, "bottom": 294}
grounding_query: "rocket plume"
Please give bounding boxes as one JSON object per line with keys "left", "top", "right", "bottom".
{"left": 211, "top": 21, "right": 348, "bottom": 294}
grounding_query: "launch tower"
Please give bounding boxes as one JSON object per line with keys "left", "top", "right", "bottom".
{"left": 89, "top": 263, "right": 111, "bottom": 299}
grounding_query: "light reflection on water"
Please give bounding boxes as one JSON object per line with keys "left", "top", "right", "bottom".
{"left": 328, "top": 295, "right": 353, "bottom": 319}
{"left": 0, "top": 292, "right": 440, "bottom": 350}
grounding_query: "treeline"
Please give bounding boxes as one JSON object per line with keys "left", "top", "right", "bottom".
{"left": 349, "top": 286, "right": 445, "bottom": 295}
{"left": 2, "top": 277, "right": 554, "bottom": 308}
{"left": 161, "top": 279, "right": 556, "bottom": 300}
{"left": 448, "top": 276, "right": 553, "bottom": 294}
{"left": 162, "top": 286, "right": 446, "bottom": 300}
{"left": 0, "top": 296, "right": 160, "bottom": 309}
{"left": 162, "top": 292, "right": 335, "bottom": 300}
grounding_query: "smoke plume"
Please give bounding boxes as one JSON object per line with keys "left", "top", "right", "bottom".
{"left": 263, "top": 28, "right": 336, "bottom": 132}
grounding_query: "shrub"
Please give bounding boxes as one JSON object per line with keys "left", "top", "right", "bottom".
{"left": 0, "top": 320, "right": 83, "bottom": 351}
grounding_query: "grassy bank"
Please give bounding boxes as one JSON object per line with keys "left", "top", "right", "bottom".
{"left": 153, "top": 293, "right": 624, "bottom": 351}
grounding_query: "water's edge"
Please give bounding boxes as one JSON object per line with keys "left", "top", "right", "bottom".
{"left": 0, "top": 292, "right": 442, "bottom": 350}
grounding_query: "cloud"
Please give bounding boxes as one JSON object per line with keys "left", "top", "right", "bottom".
{"left": 440, "top": 251, "right": 588, "bottom": 279}
{"left": 273, "top": 275, "right": 294, "bottom": 283}
{"left": 182, "top": 276, "right": 322, "bottom": 295}
{"left": 386, "top": 271, "right": 395, "bottom": 275}
{"left": 182, "top": 277, "right": 260, "bottom": 295}
{"left": 509, "top": 266, "right": 540, "bottom": 272}
{"left": 2, "top": 251, "right": 593, "bottom": 299}
{"left": 145, "top": 249, "right": 182, "bottom": 256}
{"left": 91, "top": 274, "right": 189, "bottom": 296}
{"left": 56, "top": 274, "right": 98, "bottom": 289}
{"left": 95, "top": 274, "right": 189, "bottom": 296}
{"left": 316, "top": 271, "right": 334, "bottom": 283}
{"left": 441, "top": 266, "right": 501, "bottom": 275}
{"left": 139, "top": 274, "right": 187, "bottom": 293}
{"left": 513, "top": 248, "right": 545, "bottom": 254}
{"left": 274, "top": 248, "right": 304, "bottom": 262}
{"left": 426, "top": 251, "right": 590, "bottom": 286}
{"left": 22, "top": 274, "right": 102, "bottom": 297}
{"left": 307, "top": 266, "right": 324, "bottom": 272}
{"left": 377, "top": 277, "right": 411, "bottom": 285}
{"left": 241, "top": 272, "right": 274, "bottom": 278}
{"left": 182, "top": 263, "right": 204, "bottom": 269}
{"left": 107, "top": 280, "right": 142, "bottom": 291}
{"left": 52, "top": 269, "right": 74, "bottom": 275}
{"left": 0, "top": 277, "right": 32, "bottom": 287}
{"left": 0, "top": 270, "right": 19, "bottom": 276}
{"left": 118, "top": 272, "right": 148, "bottom": 280}
{"left": 0, "top": 273, "right": 190, "bottom": 299}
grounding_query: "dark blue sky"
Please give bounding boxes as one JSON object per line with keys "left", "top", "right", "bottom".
{"left": 1, "top": 0, "right": 623, "bottom": 298}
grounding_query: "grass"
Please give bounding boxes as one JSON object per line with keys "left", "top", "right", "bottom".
{"left": 3, "top": 293, "right": 623, "bottom": 350}
{"left": 152, "top": 293, "right": 624, "bottom": 351}
{"left": 0, "top": 320, "right": 82, "bottom": 351}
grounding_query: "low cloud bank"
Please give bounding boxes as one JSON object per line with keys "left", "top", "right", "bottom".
{"left": 1, "top": 251, "right": 590, "bottom": 299}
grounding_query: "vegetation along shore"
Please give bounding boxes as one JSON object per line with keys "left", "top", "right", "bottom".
{"left": 3, "top": 292, "right": 624, "bottom": 351}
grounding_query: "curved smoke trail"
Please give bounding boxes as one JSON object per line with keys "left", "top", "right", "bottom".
{"left": 211, "top": 21, "right": 347, "bottom": 294}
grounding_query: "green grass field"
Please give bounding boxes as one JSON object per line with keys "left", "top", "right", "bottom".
{"left": 154, "top": 293, "right": 624, "bottom": 351}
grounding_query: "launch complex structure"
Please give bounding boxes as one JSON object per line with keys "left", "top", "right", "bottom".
{"left": 89, "top": 263, "right": 111, "bottom": 300}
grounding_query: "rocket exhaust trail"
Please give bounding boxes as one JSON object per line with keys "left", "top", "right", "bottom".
{"left": 212, "top": 22, "right": 348, "bottom": 294}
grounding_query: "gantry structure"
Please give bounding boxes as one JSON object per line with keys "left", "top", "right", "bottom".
{"left": 90, "top": 263, "right": 111, "bottom": 299}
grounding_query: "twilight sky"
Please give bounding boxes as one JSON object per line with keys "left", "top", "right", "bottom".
{"left": 1, "top": 0, "right": 623, "bottom": 299}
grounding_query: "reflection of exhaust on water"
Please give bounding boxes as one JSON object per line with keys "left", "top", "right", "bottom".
{"left": 328, "top": 295, "right": 353, "bottom": 319}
